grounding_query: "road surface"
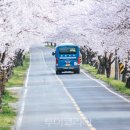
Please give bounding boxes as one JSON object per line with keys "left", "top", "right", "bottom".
{"left": 16, "top": 44, "right": 130, "bottom": 130}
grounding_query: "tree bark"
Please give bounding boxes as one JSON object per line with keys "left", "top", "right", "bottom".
{"left": 126, "top": 76, "right": 130, "bottom": 88}
{"left": 115, "top": 49, "right": 119, "bottom": 80}
{"left": 86, "top": 49, "right": 91, "bottom": 64}
{"left": 97, "top": 56, "right": 105, "bottom": 74}
{"left": 106, "top": 66, "right": 111, "bottom": 78}
{"left": 80, "top": 48, "right": 86, "bottom": 64}
{"left": 122, "top": 67, "right": 127, "bottom": 82}
{"left": 1, "top": 51, "right": 6, "bottom": 63}
{"left": 93, "top": 61, "right": 98, "bottom": 69}
{"left": 104, "top": 52, "right": 114, "bottom": 78}
{"left": 122, "top": 61, "right": 128, "bottom": 82}
{"left": 0, "top": 89, "right": 2, "bottom": 111}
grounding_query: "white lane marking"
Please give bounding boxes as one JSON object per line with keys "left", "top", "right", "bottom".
{"left": 15, "top": 53, "right": 31, "bottom": 130}
{"left": 41, "top": 48, "right": 96, "bottom": 130}
{"left": 66, "top": 86, "right": 103, "bottom": 88}
{"left": 81, "top": 69, "right": 130, "bottom": 103}
{"left": 16, "top": 88, "right": 27, "bottom": 130}
{"left": 58, "top": 79, "right": 92, "bottom": 81}
{"left": 54, "top": 71, "right": 96, "bottom": 130}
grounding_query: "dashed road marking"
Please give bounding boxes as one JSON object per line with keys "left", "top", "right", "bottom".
{"left": 65, "top": 86, "right": 103, "bottom": 88}
{"left": 54, "top": 72, "right": 96, "bottom": 130}
{"left": 41, "top": 48, "right": 96, "bottom": 130}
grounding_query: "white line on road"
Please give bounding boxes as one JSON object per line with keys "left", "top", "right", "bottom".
{"left": 41, "top": 49, "right": 96, "bottom": 130}
{"left": 81, "top": 69, "right": 130, "bottom": 103}
{"left": 65, "top": 86, "right": 103, "bottom": 88}
{"left": 59, "top": 78, "right": 92, "bottom": 81}
{"left": 42, "top": 46, "right": 130, "bottom": 130}
{"left": 41, "top": 48, "right": 96, "bottom": 130}
{"left": 15, "top": 53, "right": 31, "bottom": 130}
{"left": 16, "top": 88, "right": 27, "bottom": 130}
{"left": 54, "top": 70, "right": 96, "bottom": 130}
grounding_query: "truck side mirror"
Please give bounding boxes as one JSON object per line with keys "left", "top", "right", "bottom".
{"left": 52, "top": 52, "right": 55, "bottom": 56}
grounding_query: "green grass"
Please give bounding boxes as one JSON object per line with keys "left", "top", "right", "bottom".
{"left": 45, "top": 45, "right": 55, "bottom": 48}
{"left": 81, "top": 64, "right": 130, "bottom": 96}
{"left": 6, "top": 54, "right": 30, "bottom": 87}
{"left": 0, "top": 91, "right": 17, "bottom": 130}
{"left": 2, "top": 91, "right": 17, "bottom": 104}
{"left": 0, "top": 53, "right": 30, "bottom": 130}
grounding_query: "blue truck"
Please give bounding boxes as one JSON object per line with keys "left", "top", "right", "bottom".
{"left": 52, "top": 43, "right": 81, "bottom": 74}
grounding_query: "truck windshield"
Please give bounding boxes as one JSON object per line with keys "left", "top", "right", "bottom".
{"left": 59, "top": 47, "right": 77, "bottom": 54}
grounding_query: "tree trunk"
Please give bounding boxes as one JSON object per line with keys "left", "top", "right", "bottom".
{"left": 54, "top": 43, "right": 56, "bottom": 47}
{"left": 86, "top": 50, "right": 90, "bottom": 64}
{"left": 122, "top": 61, "right": 128, "bottom": 82}
{"left": 115, "top": 51, "right": 119, "bottom": 80}
{"left": 80, "top": 49, "right": 86, "bottom": 64}
{"left": 104, "top": 52, "right": 114, "bottom": 78}
{"left": 93, "top": 61, "right": 98, "bottom": 69}
{"left": 126, "top": 77, "right": 130, "bottom": 88}
{"left": 105, "top": 62, "right": 111, "bottom": 78}
{"left": 0, "top": 88, "right": 2, "bottom": 112}
{"left": 122, "top": 68, "right": 127, "bottom": 82}
{"left": 106, "top": 67, "right": 111, "bottom": 78}
{"left": 97, "top": 63, "right": 105, "bottom": 74}
{"left": 82, "top": 52, "right": 86, "bottom": 64}
{"left": 97, "top": 56, "right": 105, "bottom": 74}
{"left": 86, "top": 49, "right": 92, "bottom": 64}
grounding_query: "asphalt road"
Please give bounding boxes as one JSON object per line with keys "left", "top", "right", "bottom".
{"left": 16, "top": 44, "right": 130, "bottom": 130}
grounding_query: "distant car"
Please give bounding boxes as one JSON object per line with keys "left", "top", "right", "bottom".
{"left": 52, "top": 43, "right": 81, "bottom": 74}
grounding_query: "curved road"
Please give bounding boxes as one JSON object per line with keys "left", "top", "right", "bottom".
{"left": 16, "top": 44, "right": 130, "bottom": 130}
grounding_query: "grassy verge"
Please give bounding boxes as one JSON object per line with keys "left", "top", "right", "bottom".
{"left": 0, "top": 91, "right": 17, "bottom": 130}
{"left": 45, "top": 45, "right": 55, "bottom": 48}
{"left": 81, "top": 64, "right": 130, "bottom": 96}
{"left": 6, "top": 53, "right": 30, "bottom": 87}
{"left": 0, "top": 53, "right": 30, "bottom": 130}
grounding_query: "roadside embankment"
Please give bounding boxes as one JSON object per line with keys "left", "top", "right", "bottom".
{"left": 81, "top": 64, "right": 130, "bottom": 96}
{"left": 0, "top": 53, "right": 30, "bottom": 130}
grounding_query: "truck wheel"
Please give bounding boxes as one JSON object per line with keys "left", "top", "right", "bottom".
{"left": 74, "top": 70, "right": 77, "bottom": 74}
{"left": 56, "top": 70, "right": 59, "bottom": 74}
{"left": 74, "top": 69, "right": 80, "bottom": 74}
{"left": 56, "top": 70, "right": 61, "bottom": 74}
{"left": 77, "top": 69, "right": 80, "bottom": 74}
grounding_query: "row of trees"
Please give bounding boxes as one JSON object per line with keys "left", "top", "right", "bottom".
{"left": 1, "top": 0, "right": 129, "bottom": 58}
{"left": 46, "top": 0, "right": 130, "bottom": 87}
{"left": 47, "top": 40, "right": 130, "bottom": 88}
{"left": 0, "top": 44, "right": 25, "bottom": 111}
{"left": 43, "top": 0, "right": 130, "bottom": 87}
{"left": 0, "top": 0, "right": 130, "bottom": 85}
{"left": 80, "top": 46, "right": 130, "bottom": 88}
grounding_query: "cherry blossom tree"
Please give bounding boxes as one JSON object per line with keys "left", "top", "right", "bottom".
{"left": 0, "top": 0, "right": 130, "bottom": 86}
